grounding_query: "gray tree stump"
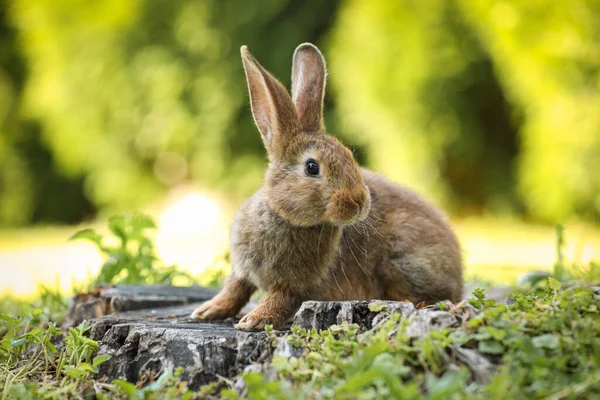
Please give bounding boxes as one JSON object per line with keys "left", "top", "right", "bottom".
{"left": 67, "top": 285, "right": 502, "bottom": 390}
{"left": 88, "top": 304, "right": 272, "bottom": 389}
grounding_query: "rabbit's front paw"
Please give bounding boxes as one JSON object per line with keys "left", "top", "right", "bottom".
{"left": 190, "top": 299, "right": 237, "bottom": 321}
{"left": 235, "top": 310, "right": 281, "bottom": 331}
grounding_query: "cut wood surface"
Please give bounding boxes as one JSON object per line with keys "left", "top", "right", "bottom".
{"left": 63, "top": 284, "right": 219, "bottom": 328}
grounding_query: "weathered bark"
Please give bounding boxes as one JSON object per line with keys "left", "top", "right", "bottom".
{"left": 89, "top": 304, "right": 274, "bottom": 389}
{"left": 292, "top": 300, "right": 471, "bottom": 337}
{"left": 292, "top": 300, "right": 416, "bottom": 330}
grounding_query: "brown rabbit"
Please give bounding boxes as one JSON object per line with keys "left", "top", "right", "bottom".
{"left": 190, "top": 43, "right": 463, "bottom": 330}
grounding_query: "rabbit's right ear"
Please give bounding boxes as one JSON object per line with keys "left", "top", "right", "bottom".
{"left": 291, "top": 43, "right": 326, "bottom": 133}
{"left": 241, "top": 46, "right": 300, "bottom": 156}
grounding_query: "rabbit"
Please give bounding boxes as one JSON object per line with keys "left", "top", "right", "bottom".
{"left": 190, "top": 43, "right": 463, "bottom": 330}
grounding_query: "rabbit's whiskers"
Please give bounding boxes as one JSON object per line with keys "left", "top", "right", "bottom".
{"left": 331, "top": 266, "right": 344, "bottom": 296}
{"left": 317, "top": 224, "right": 325, "bottom": 264}
{"left": 344, "top": 233, "right": 369, "bottom": 277}
{"left": 348, "top": 228, "right": 367, "bottom": 256}
{"left": 361, "top": 216, "right": 384, "bottom": 238}
{"left": 364, "top": 173, "right": 383, "bottom": 187}
{"left": 364, "top": 223, "right": 369, "bottom": 262}
{"left": 367, "top": 212, "right": 384, "bottom": 222}
{"left": 338, "top": 246, "right": 352, "bottom": 294}
{"left": 352, "top": 223, "right": 369, "bottom": 263}
{"left": 329, "top": 226, "right": 346, "bottom": 295}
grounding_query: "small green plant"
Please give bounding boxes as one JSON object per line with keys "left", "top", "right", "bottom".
{"left": 0, "top": 308, "right": 110, "bottom": 399}
{"left": 70, "top": 213, "right": 191, "bottom": 286}
{"left": 111, "top": 366, "right": 198, "bottom": 399}
{"left": 0, "top": 302, "right": 202, "bottom": 399}
{"left": 36, "top": 280, "right": 69, "bottom": 323}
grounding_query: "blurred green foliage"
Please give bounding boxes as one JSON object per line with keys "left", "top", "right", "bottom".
{"left": 460, "top": 0, "right": 600, "bottom": 222}
{"left": 0, "top": 0, "right": 598, "bottom": 226}
{"left": 330, "top": 0, "right": 521, "bottom": 215}
{"left": 70, "top": 213, "right": 192, "bottom": 287}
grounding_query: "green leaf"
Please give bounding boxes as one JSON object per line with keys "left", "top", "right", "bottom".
{"left": 31, "top": 308, "right": 43, "bottom": 317}
{"left": 335, "top": 369, "right": 385, "bottom": 394}
{"left": 7, "top": 385, "right": 28, "bottom": 399}
{"left": 27, "top": 327, "right": 42, "bottom": 338}
{"left": 108, "top": 215, "right": 127, "bottom": 242}
{"left": 129, "top": 213, "right": 157, "bottom": 231}
{"left": 113, "top": 379, "right": 139, "bottom": 397}
{"left": 69, "top": 229, "right": 103, "bottom": 247}
{"left": 220, "top": 389, "right": 240, "bottom": 400}
{"left": 93, "top": 354, "right": 111, "bottom": 367}
{"left": 426, "top": 368, "right": 468, "bottom": 399}
{"left": 346, "top": 340, "right": 388, "bottom": 374}
{"left": 368, "top": 301, "right": 388, "bottom": 313}
{"left": 472, "top": 288, "right": 486, "bottom": 300}
{"left": 144, "top": 368, "right": 173, "bottom": 391}
{"left": 547, "top": 277, "right": 561, "bottom": 290}
{"left": 532, "top": 334, "right": 560, "bottom": 350}
{"left": 449, "top": 331, "right": 470, "bottom": 346}
{"left": 243, "top": 372, "right": 265, "bottom": 387}
{"left": 519, "top": 338, "right": 545, "bottom": 359}
{"left": 372, "top": 353, "right": 411, "bottom": 378}
{"left": 77, "top": 362, "right": 95, "bottom": 372}
{"left": 487, "top": 326, "right": 507, "bottom": 341}
{"left": 478, "top": 340, "right": 504, "bottom": 355}
{"left": 46, "top": 341, "right": 57, "bottom": 354}
{"left": 10, "top": 337, "right": 26, "bottom": 347}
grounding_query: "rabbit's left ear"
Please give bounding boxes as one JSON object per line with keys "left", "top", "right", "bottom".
{"left": 291, "top": 43, "right": 327, "bottom": 133}
{"left": 241, "top": 46, "right": 300, "bottom": 156}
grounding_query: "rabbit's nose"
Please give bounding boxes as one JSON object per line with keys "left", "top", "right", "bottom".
{"left": 352, "top": 190, "right": 367, "bottom": 209}
{"left": 353, "top": 188, "right": 371, "bottom": 218}
{"left": 343, "top": 197, "right": 361, "bottom": 216}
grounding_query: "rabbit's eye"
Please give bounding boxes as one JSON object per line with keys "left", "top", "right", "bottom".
{"left": 305, "top": 159, "right": 320, "bottom": 177}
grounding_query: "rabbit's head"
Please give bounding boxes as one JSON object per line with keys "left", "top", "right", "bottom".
{"left": 241, "top": 43, "right": 370, "bottom": 227}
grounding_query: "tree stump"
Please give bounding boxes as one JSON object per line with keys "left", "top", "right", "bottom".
{"left": 66, "top": 285, "right": 503, "bottom": 390}
{"left": 88, "top": 304, "right": 273, "bottom": 389}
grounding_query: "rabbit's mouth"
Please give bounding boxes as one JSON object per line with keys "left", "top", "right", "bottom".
{"left": 325, "top": 187, "right": 371, "bottom": 226}
{"left": 327, "top": 210, "right": 370, "bottom": 227}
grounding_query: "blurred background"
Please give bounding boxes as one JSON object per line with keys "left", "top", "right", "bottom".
{"left": 1, "top": 0, "right": 599, "bottom": 296}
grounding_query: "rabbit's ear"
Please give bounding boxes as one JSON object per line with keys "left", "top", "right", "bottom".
{"left": 241, "top": 46, "right": 300, "bottom": 155}
{"left": 291, "top": 43, "right": 326, "bottom": 133}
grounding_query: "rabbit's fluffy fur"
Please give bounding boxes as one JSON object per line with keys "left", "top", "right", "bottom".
{"left": 191, "top": 43, "right": 463, "bottom": 330}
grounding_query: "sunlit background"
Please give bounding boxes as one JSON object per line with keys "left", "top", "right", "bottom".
{"left": 1, "top": 0, "right": 599, "bottom": 296}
